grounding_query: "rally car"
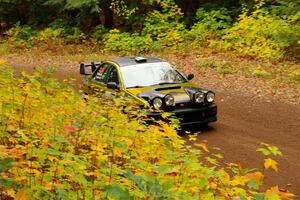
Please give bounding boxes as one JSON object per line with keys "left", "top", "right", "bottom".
{"left": 80, "top": 57, "right": 217, "bottom": 126}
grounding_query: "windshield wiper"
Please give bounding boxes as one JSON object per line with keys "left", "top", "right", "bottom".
{"left": 126, "top": 85, "right": 145, "bottom": 89}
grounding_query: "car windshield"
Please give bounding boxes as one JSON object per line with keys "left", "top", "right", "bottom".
{"left": 120, "top": 62, "right": 187, "bottom": 88}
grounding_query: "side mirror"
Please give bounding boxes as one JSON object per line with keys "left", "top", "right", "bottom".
{"left": 186, "top": 73, "right": 194, "bottom": 80}
{"left": 80, "top": 64, "right": 92, "bottom": 75}
{"left": 80, "top": 62, "right": 101, "bottom": 75}
{"left": 107, "top": 82, "right": 119, "bottom": 90}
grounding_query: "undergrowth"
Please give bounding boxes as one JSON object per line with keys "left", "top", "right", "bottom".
{"left": 0, "top": 62, "right": 294, "bottom": 199}
{"left": 2, "top": 1, "right": 299, "bottom": 61}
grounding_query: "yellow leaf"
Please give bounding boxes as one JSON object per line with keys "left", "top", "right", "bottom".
{"left": 113, "top": 146, "right": 122, "bottom": 157}
{"left": 79, "top": 165, "right": 86, "bottom": 170}
{"left": 170, "top": 167, "right": 180, "bottom": 173}
{"left": 53, "top": 183, "right": 65, "bottom": 189}
{"left": 188, "top": 134, "right": 197, "bottom": 141}
{"left": 31, "top": 169, "right": 42, "bottom": 176}
{"left": 231, "top": 175, "right": 247, "bottom": 186}
{"left": 265, "top": 186, "right": 280, "bottom": 196}
{"left": 195, "top": 143, "right": 209, "bottom": 152}
{"left": 213, "top": 153, "right": 223, "bottom": 159}
{"left": 48, "top": 156, "right": 58, "bottom": 162}
{"left": 218, "top": 169, "right": 230, "bottom": 185}
{"left": 6, "top": 188, "right": 16, "bottom": 198}
{"left": 212, "top": 147, "right": 221, "bottom": 151}
{"left": 15, "top": 188, "right": 29, "bottom": 200}
{"left": 21, "top": 71, "right": 28, "bottom": 78}
{"left": 7, "top": 125, "right": 17, "bottom": 132}
{"left": 97, "top": 154, "right": 108, "bottom": 161}
{"left": 245, "top": 171, "right": 264, "bottom": 184}
{"left": 0, "top": 59, "right": 6, "bottom": 65}
{"left": 280, "top": 191, "right": 295, "bottom": 200}
{"left": 264, "top": 158, "right": 278, "bottom": 172}
{"left": 104, "top": 176, "right": 111, "bottom": 184}
{"left": 208, "top": 180, "right": 217, "bottom": 189}
{"left": 205, "top": 157, "right": 218, "bottom": 165}
{"left": 265, "top": 186, "right": 295, "bottom": 199}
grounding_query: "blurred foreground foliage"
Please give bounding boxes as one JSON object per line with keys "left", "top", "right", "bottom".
{"left": 0, "top": 62, "right": 294, "bottom": 199}
{"left": 0, "top": 0, "right": 299, "bottom": 60}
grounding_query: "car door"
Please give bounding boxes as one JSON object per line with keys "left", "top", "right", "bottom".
{"left": 89, "top": 62, "right": 122, "bottom": 97}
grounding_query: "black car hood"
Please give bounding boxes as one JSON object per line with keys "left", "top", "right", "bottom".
{"left": 136, "top": 85, "right": 209, "bottom": 104}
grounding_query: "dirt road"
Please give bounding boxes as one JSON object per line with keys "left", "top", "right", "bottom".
{"left": 5, "top": 56, "right": 300, "bottom": 196}
{"left": 188, "top": 91, "right": 300, "bottom": 195}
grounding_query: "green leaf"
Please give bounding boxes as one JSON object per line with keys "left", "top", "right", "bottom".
{"left": 123, "top": 170, "right": 145, "bottom": 191}
{"left": 0, "top": 178, "right": 15, "bottom": 188}
{"left": 268, "top": 146, "right": 282, "bottom": 156}
{"left": 199, "top": 177, "right": 208, "bottom": 189}
{"left": 205, "top": 156, "right": 219, "bottom": 165}
{"left": 146, "top": 179, "right": 162, "bottom": 196}
{"left": 105, "top": 185, "right": 132, "bottom": 200}
{"left": 247, "top": 179, "right": 259, "bottom": 190}
{"left": 157, "top": 165, "right": 172, "bottom": 175}
{"left": 257, "top": 143, "right": 282, "bottom": 157}
{"left": 0, "top": 158, "right": 13, "bottom": 173}
{"left": 238, "top": 195, "right": 247, "bottom": 200}
{"left": 257, "top": 148, "right": 271, "bottom": 156}
{"left": 252, "top": 194, "right": 265, "bottom": 200}
{"left": 73, "top": 174, "right": 88, "bottom": 187}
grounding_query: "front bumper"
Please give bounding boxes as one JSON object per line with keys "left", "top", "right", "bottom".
{"left": 147, "top": 104, "right": 217, "bottom": 126}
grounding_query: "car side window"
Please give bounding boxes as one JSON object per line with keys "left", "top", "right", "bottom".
{"left": 92, "top": 63, "right": 119, "bottom": 86}
{"left": 106, "top": 66, "right": 119, "bottom": 85}
{"left": 92, "top": 63, "right": 110, "bottom": 83}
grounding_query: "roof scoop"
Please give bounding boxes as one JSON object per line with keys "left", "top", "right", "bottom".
{"left": 134, "top": 57, "right": 147, "bottom": 63}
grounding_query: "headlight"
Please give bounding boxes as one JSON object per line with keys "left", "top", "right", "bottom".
{"left": 194, "top": 92, "right": 205, "bottom": 103}
{"left": 153, "top": 98, "right": 163, "bottom": 109}
{"left": 206, "top": 92, "right": 215, "bottom": 103}
{"left": 165, "top": 94, "right": 175, "bottom": 106}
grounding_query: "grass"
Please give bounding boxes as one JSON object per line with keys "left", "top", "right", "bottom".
{"left": 252, "top": 69, "right": 272, "bottom": 79}
{"left": 198, "top": 59, "right": 236, "bottom": 75}
{"left": 288, "top": 69, "right": 300, "bottom": 82}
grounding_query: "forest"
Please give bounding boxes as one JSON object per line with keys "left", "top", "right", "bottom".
{"left": 0, "top": 0, "right": 299, "bottom": 60}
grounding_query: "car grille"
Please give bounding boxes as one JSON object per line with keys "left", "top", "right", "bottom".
{"left": 175, "top": 102, "right": 192, "bottom": 109}
{"left": 175, "top": 106, "right": 217, "bottom": 123}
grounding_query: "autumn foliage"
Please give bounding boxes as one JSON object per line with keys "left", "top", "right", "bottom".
{"left": 1, "top": 0, "right": 299, "bottom": 60}
{"left": 0, "top": 62, "right": 294, "bottom": 199}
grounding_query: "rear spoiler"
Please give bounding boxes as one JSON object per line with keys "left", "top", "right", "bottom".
{"left": 80, "top": 61, "right": 101, "bottom": 75}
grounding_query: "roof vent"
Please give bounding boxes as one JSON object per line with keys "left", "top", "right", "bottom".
{"left": 134, "top": 57, "right": 147, "bottom": 63}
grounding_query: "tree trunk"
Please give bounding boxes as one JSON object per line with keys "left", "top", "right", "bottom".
{"left": 100, "top": 1, "right": 114, "bottom": 28}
